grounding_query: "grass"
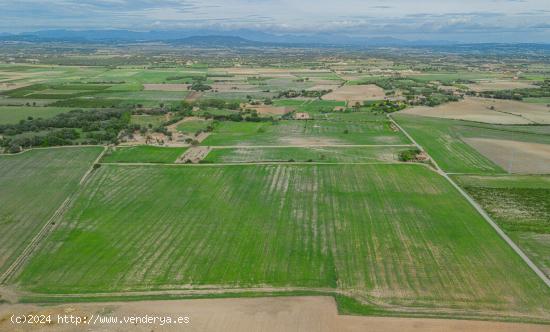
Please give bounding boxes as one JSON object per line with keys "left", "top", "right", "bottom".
{"left": 335, "top": 295, "right": 395, "bottom": 316}
{"left": 524, "top": 97, "right": 550, "bottom": 105}
{"left": 20, "top": 290, "right": 331, "bottom": 304}
{"left": 394, "top": 114, "right": 550, "bottom": 174}
{"left": 0, "top": 106, "right": 73, "bottom": 124}
{"left": 102, "top": 146, "right": 187, "bottom": 164}
{"left": 2, "top": 83, "right": 112, "bottom": 100}
{"left": 203, "top": 146, "right": 410, "bottom": 163}
{"left": 454, "top": 174, "right": 550, "bottom": 278}
{"left": 0, "top": 147, "right": 102, "bottom": 275}
{"left": 202, "top": 120, "right": 409, "bottom": 146}
{"left": 176, "top": 119, "right": 213, "bottom": 134}
{"left": 273, "top": 99, "right": 346, "bottom": 115}
{"left": 16, "top": 163, "right": 550, "bottom": 320}
{"left": 130, "top": 115, "right": 166, "bottom": 128}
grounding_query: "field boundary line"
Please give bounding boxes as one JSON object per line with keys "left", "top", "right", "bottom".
{"left": 18, "top": 287, "right": 550, "bottom": 324}
{"left": 0, "top": 147, "right": 106, "bottom": 285}
{"left": 98, "top": 161, "right": 432, "bottom": 167}
{"left": 389, "top": 114, "right": 550, "bottom": 288}
{"left": 0, "top": 145, "right": 103, "bottom": 156}
{"left": 208, "top": 144, "right": 416, "bottom": 149}
{"left": 0, "top": 144, "right": 416, "bottom": 156}
{"left": 446, "top": 172, "right": 514, "bottom": 176}
{"left": 80, "top": 146, "right": 107, "bottom": 185}
{"left": 0, "top": 197, "right": 71, "bottom": 284}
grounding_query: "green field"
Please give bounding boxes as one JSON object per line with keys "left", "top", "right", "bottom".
{"left": 393, "top": 114, "right": 501, "bottom": 173}
{"left": 202, "top": 120, "right": 409, "bottom": 146}
{"left": 0, "top": 106, "right": 73, "bottom": 124}
{"left": 203, "top": 146, "right": 410, "bottom": 163}
{"left": 130, "top": 115, "right": 166, "bottom": 128}
{"left": 393, "top": 114, "right": 503, "bottom": 173}
{"left": 0, "top": 147, "right": 102, "bottom": 274}
{"left": 101, "top": 146, "right": 187, "bottom": 164}
{"left": 454, "top": 174, "right": 550, "bottom": 278}
{"left": 16, "top": 163, "right": 550, "bottom": 320}
{"left": 176, "top": 119, "right": 213, "bottom": 134}
{"left": 393, "top": 114, "right": 550, "bottom": 174}
{"left": 273, "top": 99, "right": 346, "bottom": 116}
{"left": 0, "top": 56, "right": 549, "bottom": 324}
{"left": 524, "top": 97, "right": 550, "bottom": 105}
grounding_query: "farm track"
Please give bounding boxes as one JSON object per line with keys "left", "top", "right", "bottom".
{"left": 0, "top": 197, "right": 72, "bottom": 284}
{"left": 389, "top": 114, "right": 550, "bottom": 289}
{"left": 18, "top": 286, "right": 550, "bottom": 323}
{"left": 208, "top": 144, "right": 415, "bottom": 149}
{"left": 99, "top": 161, "right": 419, "bottom": 167}
{"left": 0, "top": 147, "right": 107, "bottom": 285}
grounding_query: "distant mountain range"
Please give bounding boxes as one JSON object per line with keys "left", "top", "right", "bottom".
{"left": 0, "top": 29, "right": 457, "bottom": 47}
{"left": 1, "top": 29, "right": 549, "bottom": 50}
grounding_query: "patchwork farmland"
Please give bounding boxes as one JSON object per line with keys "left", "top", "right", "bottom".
{"left": 0, "top": 43, "right": 550, "bottom": 330}
{"left": 15, "top": 164, "right": 550, "bottom": 321}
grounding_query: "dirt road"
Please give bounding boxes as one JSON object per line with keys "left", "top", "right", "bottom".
{"left": 1, "top": 296, "right": 548, "bottom": 332}
{"left": 389, "top": 115, "right": 550, "bottom": 289}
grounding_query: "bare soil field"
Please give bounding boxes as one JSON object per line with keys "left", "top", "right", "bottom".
{"left": 464, "top": 138, "right": 550, "bottom": 174}
{"left": 322, "top": 84, "right": 386, "bottom": 104}
{"left": 401, "top": 97, "right": 550, "bottom": 124}
{"left": 468, "top": 80, "right": 539, "bottom": 92}
{"left": 142, "top": 84, "right": 189, "bottom": 91}
{"left": 1, "top": 296, "right": 549, "bottom": 332}
{"left": 0, "top": 83, "right": 29, "bottom": 91}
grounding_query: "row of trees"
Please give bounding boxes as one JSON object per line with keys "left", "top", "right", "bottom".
{"left": 276, "top": 89, "right": 332, "bottom": 99}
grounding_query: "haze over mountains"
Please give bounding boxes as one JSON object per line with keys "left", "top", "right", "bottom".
{"left": 0, "top": 29, "right": 540, "bottom": 48}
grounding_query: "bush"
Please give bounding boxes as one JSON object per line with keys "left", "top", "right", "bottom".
{"left": 398, "top": 149, "right": 421, "bottom": 162}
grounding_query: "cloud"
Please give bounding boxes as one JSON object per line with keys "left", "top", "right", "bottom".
{"left": 0, "top": 0, "right": 548, "bottom": 42}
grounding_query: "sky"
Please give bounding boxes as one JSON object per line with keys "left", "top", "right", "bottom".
{"left": 0, "top": 0, "right": 549, "bottom": 42}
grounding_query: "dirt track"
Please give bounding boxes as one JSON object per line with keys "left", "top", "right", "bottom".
{"left": 1, "top": 296, "right": 548, "bottom": 332}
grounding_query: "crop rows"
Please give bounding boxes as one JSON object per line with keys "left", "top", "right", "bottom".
{"left": 17, "top": 163, "right": 550, "bottom": 319}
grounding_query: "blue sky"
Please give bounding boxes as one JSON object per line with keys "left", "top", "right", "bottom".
{"left": 0, "top": 0, "right": 549, "bottom": 42}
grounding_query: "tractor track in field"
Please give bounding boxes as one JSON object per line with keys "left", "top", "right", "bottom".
{"left": 0, "top": 147, "right": 107, "bottom": 285}
{"left": 389, "top": 114, "right": 550, "bottom": 289}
